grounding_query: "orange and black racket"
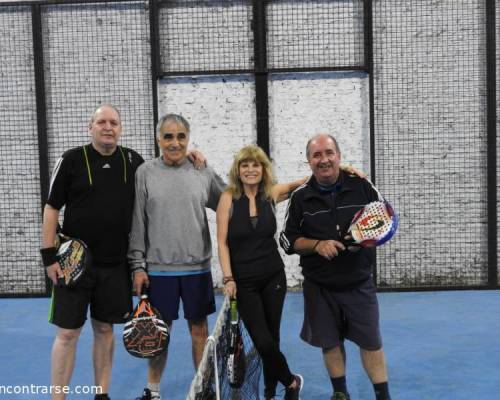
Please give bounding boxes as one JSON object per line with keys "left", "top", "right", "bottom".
{"left": 123, "top": 292, "right": 169, "bottom": 358}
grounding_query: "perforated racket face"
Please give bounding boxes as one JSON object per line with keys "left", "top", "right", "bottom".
{"left": 56, "top": 238, "right": 89, "bottom": 286}
{"left": 123, "top": 299, "right": 169, "bottom": 358}
{"left": 349, "top": 201, "right": 398, "bottom": 246}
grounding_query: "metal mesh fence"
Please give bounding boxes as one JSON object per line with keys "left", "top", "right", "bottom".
{"left": 42, "top": 1, "right": 155, "bottom": 173}
{"left": 0, "top": 6, "right": 46, "bottom": 295}
{"left": 372, "top": 0, "right": 488, "bottom": 288}
{"left": 0, "top": 0, "right": 496, "bottom": 295}
{"left": 158, "top": 0, "right": 253, "bottom": 74}
{"left": 266, "top": 0, "right": 365, "bottom": 70}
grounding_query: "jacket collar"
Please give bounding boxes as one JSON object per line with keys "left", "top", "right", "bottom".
{"left": 304, "top": 171, "right": 357, "bottom": 200}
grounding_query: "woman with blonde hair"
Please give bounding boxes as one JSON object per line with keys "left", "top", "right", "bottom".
{"left": 217, "top": 145, "right": 306, "bottom": 400}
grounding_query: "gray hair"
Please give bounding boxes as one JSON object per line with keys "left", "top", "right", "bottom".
{"left": 306, "top": 133, "right": 340, "bottom": 158}
{"left": 90, "top": 104, "right": 121, "bottom": 124}
{"left": 156, "top": 113, "right": 190, "bottom": 137}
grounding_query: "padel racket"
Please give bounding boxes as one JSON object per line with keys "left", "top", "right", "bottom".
{"left": 55, "top": 234, "right": 90, "bottom": 286}
{"left": 123, "top": 292, "right": 169, "bottom": 358}
{"left": 345, "top": 179, "right": 398, "bottom": 248}
{"left": 227, "top": 299, "right": 246, "bottom": 388}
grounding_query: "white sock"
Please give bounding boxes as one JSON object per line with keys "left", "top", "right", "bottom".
{"left": 147, "top": 383, "right": 160, "bottom": 393}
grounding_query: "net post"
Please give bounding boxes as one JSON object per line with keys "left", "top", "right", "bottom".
{"left": 363, "top": 0, "right": 377, "bottom": 287}
{"left": 31, "top": 3, "right": 52, "bottom": 296}
{"left": 252, "top": 0, "right": 270, "bottom": 156}
{"left": 149, "top": 0, "right": 160, "bottom": 157}
{"left": 486, "top": 0, "right": 497, "bottom": 288}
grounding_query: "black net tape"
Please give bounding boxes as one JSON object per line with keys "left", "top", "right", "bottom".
{"left": 0, "top": 6, "right": 46, "bottom": 296}
{"left": 267, "top": 0, "right": 365, "bottom": 70}
{"left": 42, "top": 1, "right": 155, "bottom": 172}
{"left": 373, "top": 0, "right": 488, "bottom": 288}
{"left": 159, "top": 0, "right": 253, "bottom": 74}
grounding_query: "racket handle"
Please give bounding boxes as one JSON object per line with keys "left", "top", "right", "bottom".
{"left": 229, "top": 299, "right": 238, "bottom": 323}
{"left": 140, "top": 284, "right": 149, "bottom": 298}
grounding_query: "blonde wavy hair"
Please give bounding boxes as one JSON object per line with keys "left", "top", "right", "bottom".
{"left": 226, "top": 145, "right": 276, "bottom": 200}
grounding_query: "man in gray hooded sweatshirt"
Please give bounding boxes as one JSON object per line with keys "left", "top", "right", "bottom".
{"left": 128, "top": 113, "right": 225, "bottom": 400}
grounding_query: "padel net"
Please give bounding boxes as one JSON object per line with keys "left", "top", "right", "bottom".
{"left": 186, "top": 296, "right": 262, "bottom": 400}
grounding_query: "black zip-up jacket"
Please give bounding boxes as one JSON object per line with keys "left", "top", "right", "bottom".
{"left": 280, "top": 171, "right": 378, "bottom": 290}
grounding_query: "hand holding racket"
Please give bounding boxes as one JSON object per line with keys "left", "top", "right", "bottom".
{"left": 343, "top": 179, "right": 398, "bottom": 249}
{"left": 315, "top": 240, "right": 345, "bottom": 260}
{"left": 45, "top": 262, "right": 63, "bottom": 286}
{"left": 133, "top": 270, "right": 150, "bottom": 296}
{"left": 227, "top": 299, "right": 246, "bottom": 388}
{"left": 123, "top": 289, "right": 169, "bottom": 358}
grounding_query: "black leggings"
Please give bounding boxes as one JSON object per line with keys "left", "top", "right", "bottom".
{"left": 236, "top": 269, "right": 294, "bottom": 395}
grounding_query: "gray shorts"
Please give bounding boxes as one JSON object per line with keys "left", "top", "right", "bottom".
{"left": 300, "top": 278, "right": 382, "bottom": 351}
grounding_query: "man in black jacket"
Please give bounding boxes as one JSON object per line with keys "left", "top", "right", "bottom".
{"left": 280, "top": 134, "right": 391, "bottom": 400}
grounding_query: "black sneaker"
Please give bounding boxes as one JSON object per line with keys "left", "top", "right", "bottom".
{"left": 136, "top": 388, "right": 161, "bottom": 400}
{"left": 284, "top": 374, "right": 303, "bottom": 400}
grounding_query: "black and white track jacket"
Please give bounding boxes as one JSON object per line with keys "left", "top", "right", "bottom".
{"left": 280, "top": 171, "right": 379, "bottom": 291}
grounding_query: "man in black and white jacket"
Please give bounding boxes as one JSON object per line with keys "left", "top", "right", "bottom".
{"left": 280, "top": 134, "right": 391, "bottom": 400}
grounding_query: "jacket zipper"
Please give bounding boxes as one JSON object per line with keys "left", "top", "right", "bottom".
{"left": 330, "top": 192, "right": 342, "bottom": 240}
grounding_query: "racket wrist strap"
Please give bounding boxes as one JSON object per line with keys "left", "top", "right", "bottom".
{"left": 40, "top": 247, "right": 58, "bottom": 267}
{"left": 312, "top": 240, "right": 320, "bottom": 251}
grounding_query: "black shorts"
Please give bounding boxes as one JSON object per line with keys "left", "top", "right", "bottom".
{"left": 301, "top": 278, "right": 382, "bottom": 351}
{"left": 48, "top": 261, "right": 133, "bottom": 329}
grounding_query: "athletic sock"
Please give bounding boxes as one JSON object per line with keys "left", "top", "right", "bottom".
{"left": 147, "top": 383, "right": 160, "bottom": 393}
{"left": 373, "top": 382, "right": 391, "bottom": 400}
{"left": 331, "top": 376, "right": 348, "bottom": 395}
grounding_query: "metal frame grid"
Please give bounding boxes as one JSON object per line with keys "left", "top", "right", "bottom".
{"left": 157, "top": 0, "right": 254, "bottom": 76}
{"left": 0, "top": 6, "right": 46, "bottom": 296}
{"left": 372, "top": 0, "right": 489, "bottom": 289}
{"left": 42, "top": 1, "right": 155, "bottom": 173}
{"left": 266, "top": 0, "right": 366, "bottom": 72}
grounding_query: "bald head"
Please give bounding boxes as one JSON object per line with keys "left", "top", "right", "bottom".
{"left": 90, "top": 104, "right": 121, "bottom": 125}
{"left": 306, "top": 133, "right": 340, "bottom": 159}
